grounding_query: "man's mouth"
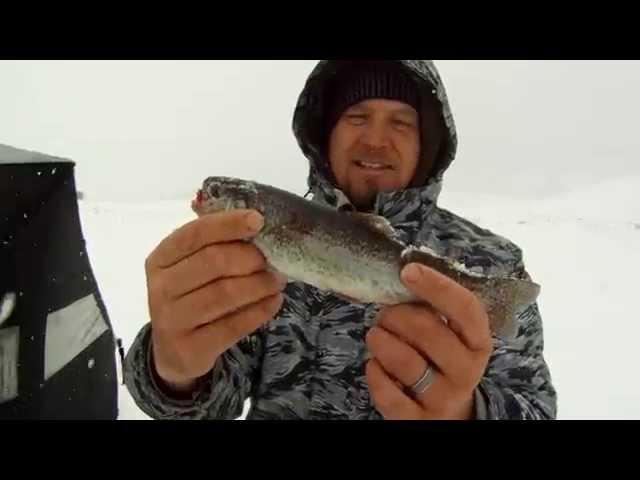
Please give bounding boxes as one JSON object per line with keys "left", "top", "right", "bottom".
{"left": 354, "top": 160, "right": 393, "bottom": 170}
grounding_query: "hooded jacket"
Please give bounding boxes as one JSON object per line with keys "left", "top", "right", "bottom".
{"left": 123, "top": 60, "right": 557, "bottom": 420}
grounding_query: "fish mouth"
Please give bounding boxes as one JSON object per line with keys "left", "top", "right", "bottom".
{"left": 191, "top": 188, "right": 213, "bottom": 214}
{"left": 198, "top": 188, "right": 211, "bottom": 203}
{"left": 191, "top": 186, "right": 234, "bottom": 216}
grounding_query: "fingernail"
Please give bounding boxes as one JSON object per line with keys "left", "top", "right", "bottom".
{"left": 402, "top": 263, "right": 422, "bottom": 283}
{"left": 246, "top": 211, "right": 264, "bottom": 231}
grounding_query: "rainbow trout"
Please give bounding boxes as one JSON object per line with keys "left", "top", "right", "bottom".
{"left": 191, "top": 176, "right": 540, "bottom": 339}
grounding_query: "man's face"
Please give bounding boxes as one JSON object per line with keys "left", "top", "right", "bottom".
{"left": 328, "top": 98, "right": 421, "bottom": 210}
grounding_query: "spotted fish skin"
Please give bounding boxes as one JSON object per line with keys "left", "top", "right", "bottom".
{"left": 192, "top": 175, "right": 540, "bottom": 339}
{"left": 193, "top": 176, "right": 409, "bottom": 304}
{"left": 123, "top": 60, "right": 556, "bottom": 420}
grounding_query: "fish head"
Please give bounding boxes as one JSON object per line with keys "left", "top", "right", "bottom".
{"left": 191, "top": 176, "right": 259, "bottom": 216}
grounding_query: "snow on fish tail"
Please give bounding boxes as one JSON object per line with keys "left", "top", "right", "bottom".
{"left": 400, "top": 246, "right": 541, "bottom": 339}
{"left": 474, "top": 275, "right": 541, "bottom": 339}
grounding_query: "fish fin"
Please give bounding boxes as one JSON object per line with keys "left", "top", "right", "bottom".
{"left": 334, "top": 292, "right": 364, "bottom": 304}
{"left": 346, "top": 212, "right": 399, "bottom": 241}
{"left": 483, "top": 277, "right": 541, "bottom": 340}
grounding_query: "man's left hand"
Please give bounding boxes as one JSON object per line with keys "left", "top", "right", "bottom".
{"left": 366, "top": 263, "right": 493, "bottom": 420}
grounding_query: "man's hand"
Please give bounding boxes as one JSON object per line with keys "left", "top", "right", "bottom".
{"left": 145, "top": 209, "right": 287, "bottom": 395}
{"left": 365, "top": 263, "right": 493, "bottom": 420}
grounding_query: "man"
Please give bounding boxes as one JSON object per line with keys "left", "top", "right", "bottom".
{"left": 123, "top": 60, "right": 557, "bottom": 420}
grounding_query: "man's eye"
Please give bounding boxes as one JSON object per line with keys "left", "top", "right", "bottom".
{"left": 345, "top": 113, "right": 367, "bottom": 123}
{"left": 393, "top": 119, "right": 414, "bottom": 129}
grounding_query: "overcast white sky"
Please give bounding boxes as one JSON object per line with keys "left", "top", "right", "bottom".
{"left": 2, "top": 60, "right": 639, "bottom": 203}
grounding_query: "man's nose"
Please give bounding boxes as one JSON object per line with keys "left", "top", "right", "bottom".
{"left": 360, "top": 120, "right": 391, "bottom": 150}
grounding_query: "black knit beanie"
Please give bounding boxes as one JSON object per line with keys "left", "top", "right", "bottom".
{"left": 323, "top": 61, "right": 422, "bottom": 139}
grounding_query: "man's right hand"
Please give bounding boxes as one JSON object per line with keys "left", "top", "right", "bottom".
{"left": 144, "top": 209, "right": 286, "bottom": 395}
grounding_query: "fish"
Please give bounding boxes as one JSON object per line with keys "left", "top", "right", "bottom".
{"left": 191, "top": 176, "right": 541, "bottom": 339}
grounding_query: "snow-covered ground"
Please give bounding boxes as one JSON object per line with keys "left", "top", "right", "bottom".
{"left": 78, "top": 176, "right": 640, "bottom": 420}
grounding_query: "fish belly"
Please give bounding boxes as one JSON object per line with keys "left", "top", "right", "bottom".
{"left": 254, "top": 235, "right": 411, "bottom": 304}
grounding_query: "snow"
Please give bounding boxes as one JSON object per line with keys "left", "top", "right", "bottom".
{"left": 78, "top": 175, "right": 640, "bottom": 420}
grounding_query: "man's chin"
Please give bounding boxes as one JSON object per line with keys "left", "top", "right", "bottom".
{"left": 350, "top": 191, "right": 377, "bottom": 212}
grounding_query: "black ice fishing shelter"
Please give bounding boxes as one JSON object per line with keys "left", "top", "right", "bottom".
{"left": 0, "top": 144, "right": 118, "bottom": 419}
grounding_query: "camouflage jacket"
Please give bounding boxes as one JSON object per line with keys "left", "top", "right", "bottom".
{"left": 123, "top": 61, "right": 557, "bottom": 420}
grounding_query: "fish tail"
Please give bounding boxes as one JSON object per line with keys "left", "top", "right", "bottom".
{"left": 484, "top": 276, "right": 541, "bottom": 339}
{"left": 510, "top": 277, "right": 541, "bottom": 311}
{"left": 400, "top": 246, "right": 541, "bottom": 339}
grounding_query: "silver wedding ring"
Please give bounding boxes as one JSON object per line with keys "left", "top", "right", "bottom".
{"left": 409, "top": 364, "right": 435, "bottom": 396}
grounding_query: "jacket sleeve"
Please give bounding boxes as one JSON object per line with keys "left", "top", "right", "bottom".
{"left": 474, "top": 257, "right": 558, "bottom": 420}
{"left": 123, "top": 320, "right": 266, "bottom": 420}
